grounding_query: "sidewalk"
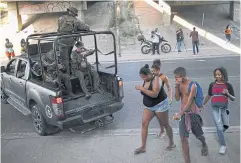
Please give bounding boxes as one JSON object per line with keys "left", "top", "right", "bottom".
{"left": 88, "top": 46, "right": 239, "bottom": 63}
{"left": 0, "top": 46, "right": 239, "bottom": 67}
{"left": 1, "top": 130, "right": 240, "bottom": 163}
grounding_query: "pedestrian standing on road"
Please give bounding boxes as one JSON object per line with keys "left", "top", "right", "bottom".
{"left": 151, "top": 59, "right": 174, "bottom": 140}
{"left": 190, "top": 27, "right": 199, "bottom": 55}
{"left": 224, "top": 24, "right": 232, "bottom": 44}
{"left": 176, "top": 26, "right": 184, "bottom": 53}
{"left": 20, "top": 39, "right": 27, "bottom": 55}
{"left": 172, "top": 67, "right": 208, "bottom": 163}
{"left": 5, "top": 38, "right": 15, "bottom": 61}
{"left": 202, "top": 67, "right": 235, "bottom": 155}
{"left": 57, "top": 6, "right": 90, "bottom": 75}
{"left": 134, "top": 64, "right": 176, "bottom": 154}
{"left": 151, "top": 29, "right": 160, "bottom": 55}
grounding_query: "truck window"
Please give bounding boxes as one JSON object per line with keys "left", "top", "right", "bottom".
{"left": 6, "top": 59, "right": 17, "bottom": 75}
{"left": 16, "top": 60, "right": 28, "bottom": 79}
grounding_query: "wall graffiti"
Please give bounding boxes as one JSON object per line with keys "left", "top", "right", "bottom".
{"left": 19, "top": 1, "right": 76, "bottom": 15}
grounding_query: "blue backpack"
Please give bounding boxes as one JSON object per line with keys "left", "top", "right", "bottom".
{"left": 188, "top": 81, "right": 204, "bottom": 109}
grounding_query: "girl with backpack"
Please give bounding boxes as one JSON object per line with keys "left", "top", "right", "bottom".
{"left": 134, "top": 64, "right": 175, "bottom": 154}
{"left": 202, "top": 67, "right": 235, "bottom": 155}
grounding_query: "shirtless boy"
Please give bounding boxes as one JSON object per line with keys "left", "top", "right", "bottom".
{"left": 173, "top": 67, "right": 208, "bottom": 163}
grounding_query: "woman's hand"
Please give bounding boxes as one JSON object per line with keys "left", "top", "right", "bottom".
{"left": 135, "top": 85, "right": 143, "bottom": 91}
{"left": 172, "top": 113, "right": 181, "bottom": 121}
{"left": 200, "top": 105, "right": 205, "bottom": 112}
{"left": 222, "top": 89, "right": 229, "bottom": 95}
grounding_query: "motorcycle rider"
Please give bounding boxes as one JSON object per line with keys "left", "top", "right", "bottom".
{"left": 70, "top": 41, "right": 100, "bottom": 99}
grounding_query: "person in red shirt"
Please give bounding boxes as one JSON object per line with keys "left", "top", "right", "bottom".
{"left": 202, "top": 67, "right": 235, "bottom": 155}
{"left": 224, "top": 24, "right": 232, "bottom": 44}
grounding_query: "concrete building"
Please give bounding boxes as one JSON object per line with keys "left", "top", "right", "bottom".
{"left": 2, "top": 1, "right": 239, "bottom": 32}
{"left": 3, "top": 1, "right": 87, "bottom": 32}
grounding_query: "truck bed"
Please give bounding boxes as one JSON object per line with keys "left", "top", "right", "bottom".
{"left": 63, "top": 91, "right": 116, "bottom": 116}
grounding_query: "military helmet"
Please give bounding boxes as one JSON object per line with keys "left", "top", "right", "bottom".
{"left": 75, "top": 41, "right": 84, "bottom": 47}
{"left": 67, "top": 7, "right": 78, "bottom": 16}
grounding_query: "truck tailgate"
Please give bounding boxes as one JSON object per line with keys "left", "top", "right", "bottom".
{"left": 63, "top": 92, "right": 117, "bottom": 116}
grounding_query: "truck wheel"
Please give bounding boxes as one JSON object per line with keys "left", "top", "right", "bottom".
{"left": 31, "top": 104, "right": 48, "bottom": 136}
{"left": 1, "top": 88, "right": 8, "bottom": 104}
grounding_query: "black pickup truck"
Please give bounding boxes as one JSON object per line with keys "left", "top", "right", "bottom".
{"left": 1, "top": 31, "right": 124, "bottom": 135}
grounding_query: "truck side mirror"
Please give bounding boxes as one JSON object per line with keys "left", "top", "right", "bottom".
{"left": 0, "top": 66, "right": 5, "bottom": 73}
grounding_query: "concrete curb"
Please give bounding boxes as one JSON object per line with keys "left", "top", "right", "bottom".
{"left": 2, "top": 126, "right": 240, "bottom": 139}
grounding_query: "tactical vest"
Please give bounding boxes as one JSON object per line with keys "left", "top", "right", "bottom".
{"left": 58, "top": 16, "right": 75, "bottom": 33}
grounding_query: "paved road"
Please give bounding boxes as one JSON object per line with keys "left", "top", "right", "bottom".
{"left": 1, "top": 56, "right": 240, "bottom": 135}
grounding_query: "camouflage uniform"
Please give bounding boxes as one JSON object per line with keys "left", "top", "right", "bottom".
{"left": 57, "top": 7, "right": 90, "bottom": 75}
{"left": 42, "top": 50, "right": 72, "bottom": 93}
{"left": 71, "top": 49, "right": 100, "bottom": 97}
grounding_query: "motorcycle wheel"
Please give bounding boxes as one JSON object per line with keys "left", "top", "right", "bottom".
{"left": 161, "top": 43, "right": 171, "bottom": 53}
{"left": 141, "top": 45, "right": 151, "bottom": 54}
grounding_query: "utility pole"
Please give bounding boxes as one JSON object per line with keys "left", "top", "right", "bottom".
{"left": 115, "top": 0, "right": 121, "bottom": 57}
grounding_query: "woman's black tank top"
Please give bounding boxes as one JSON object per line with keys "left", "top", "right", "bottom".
{"left": 141, "top": 74, "right": 167, "bottom": 107}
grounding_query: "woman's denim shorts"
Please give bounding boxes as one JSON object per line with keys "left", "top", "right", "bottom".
{"left": 146, "top": 98, "right": 170, "bottom": 112}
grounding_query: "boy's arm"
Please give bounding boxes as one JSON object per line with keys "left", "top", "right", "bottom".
{"left": 203, "top": 82, "right": 213, "bottom": 105}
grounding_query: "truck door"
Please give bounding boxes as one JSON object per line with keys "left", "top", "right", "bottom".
{"left": 11, "top": 59, "right": 29, "bottom": 106}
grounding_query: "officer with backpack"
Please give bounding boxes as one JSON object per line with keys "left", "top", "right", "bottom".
{"left": 57, "top": 6, "right": 90, "bottom": 75}
{"left": 202, "top": 67, "right": 235, "bottom": 155}
{"left": 172, "top": 67, "right": 208, "bottom": 163}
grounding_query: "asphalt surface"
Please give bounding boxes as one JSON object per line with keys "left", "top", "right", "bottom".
{"left": 1, "top": 56, "right": 240, "bottom": 135}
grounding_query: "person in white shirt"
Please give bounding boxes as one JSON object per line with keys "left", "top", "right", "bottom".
{"left": 151, "top": 28, "right": 160, "bottom": 55}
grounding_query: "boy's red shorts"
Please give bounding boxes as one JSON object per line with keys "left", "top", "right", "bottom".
{"left": 5, "top": 51, "right": 15, "bottom": 57}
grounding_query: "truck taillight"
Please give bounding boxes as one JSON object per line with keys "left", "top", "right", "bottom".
{"left": 51, "top": 97, "right": 64, "bottom": 118}
{"left": 117, "top": 77, "right": 124, "bottom": 98}
{"left": 118, "top": 80, "right": 123, "bottom": 87}
{"left": 52, "top": 97, "right": 63, "bottom": 104}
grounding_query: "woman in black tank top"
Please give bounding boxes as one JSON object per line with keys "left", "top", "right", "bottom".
{"left": 134, "top": 63, "right": 175, "bottom": 154}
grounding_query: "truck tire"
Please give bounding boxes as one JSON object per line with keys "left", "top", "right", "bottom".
{"left": 1, "top": 88, "right": 8, "bottom": 104}
{"left": 31, "top": 104, "right": 48, "bottom": 136}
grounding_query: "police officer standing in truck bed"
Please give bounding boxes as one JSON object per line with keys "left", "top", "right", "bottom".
{"left": 57, "top": 6, "right": 90, "bottom": 75}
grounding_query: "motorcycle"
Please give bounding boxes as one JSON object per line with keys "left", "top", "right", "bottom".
{"left": 137, "top": 35, "right": 172, "bottom": 54}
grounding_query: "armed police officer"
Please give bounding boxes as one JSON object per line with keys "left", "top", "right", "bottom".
{"left": 71, "top": 41, "right": 100, "bottom": 99}
{"left": 42, "top": 50, "right": 74, "bottom": 96}
{"left": 57, "top": 6, "right": 90, "bottom": 75}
